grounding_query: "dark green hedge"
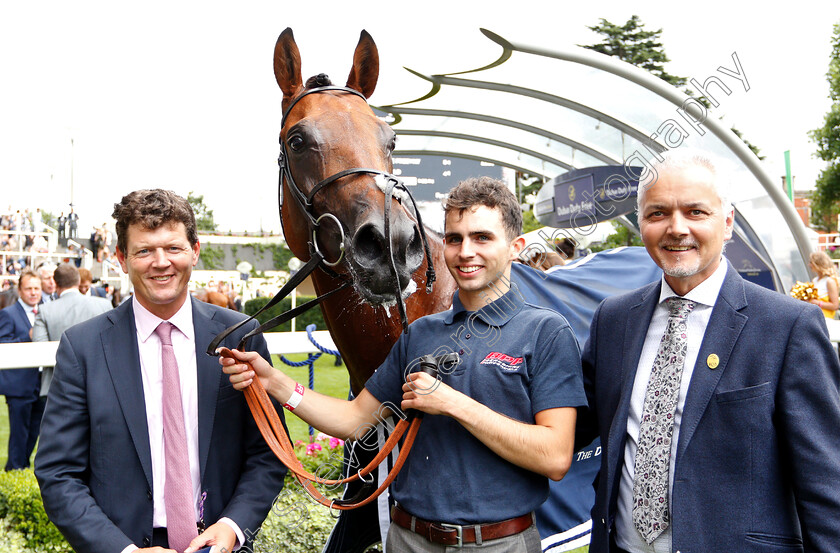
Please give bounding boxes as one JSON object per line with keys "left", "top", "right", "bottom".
{"left": 243, "top": 296, "right": 327, "bottom": 332}
{"left": 0, "top": 470, "right": 72, "bottom": 552}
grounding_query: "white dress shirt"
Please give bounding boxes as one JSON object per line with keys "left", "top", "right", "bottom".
{"left": 18, "top": 298, "right": 37, "bottom": 325}
{"left": 615, "top": 260, "right": 728, "bottom": 553}
{"left": 122, "top": 296, "right": 242, "bottom": 553}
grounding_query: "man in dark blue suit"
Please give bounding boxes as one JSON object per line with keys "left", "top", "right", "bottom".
{"left": 581, "top": 150, "right": 840, "bottom": 552}
{"left": 0, "top": 269, "right": 44, "bottom": 470}
{"left": 35, "top": 190, "right": 286, "bottom": 553}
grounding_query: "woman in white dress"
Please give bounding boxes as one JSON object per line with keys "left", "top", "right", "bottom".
{"left": 809, "top": 251, "right": 840, "bottom": 319}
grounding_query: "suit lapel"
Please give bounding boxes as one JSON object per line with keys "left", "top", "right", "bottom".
{"left": 12, "top": 302, "right": 30, "bottom": 332}
{"left": 101, "top": 301, "right": 154, "bottom": 488}
{"left": 607, "top": 283, "right": 660, "bottom": 499}
{"left": 192, "top": 298, "right": 225, "bottom": 482}
{"left": 677, "top": 266, "right": 748, "bottom": 460}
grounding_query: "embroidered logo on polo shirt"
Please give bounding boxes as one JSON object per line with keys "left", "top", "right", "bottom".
{"left": 480, "top": 351, "right": 524, "bottom": 371}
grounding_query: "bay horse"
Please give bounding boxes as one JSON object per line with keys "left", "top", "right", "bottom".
{"left": 273, "top": 28, "right": 456, "bottom": 395}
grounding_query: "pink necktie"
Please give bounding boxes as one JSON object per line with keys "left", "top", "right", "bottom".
{"left": 155, "top": 322, "right": 198, "bottom": 553}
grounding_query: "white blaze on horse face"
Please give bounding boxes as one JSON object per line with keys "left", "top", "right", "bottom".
{"left": 374, "top": 173, "right": 409, "bottom": 203}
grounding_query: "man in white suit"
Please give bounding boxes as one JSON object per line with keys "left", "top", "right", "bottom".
{"left": 32, "top": 263, "right": 112, "bottom": 398}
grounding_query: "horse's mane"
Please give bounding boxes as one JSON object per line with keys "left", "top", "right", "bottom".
{"left": 305, "top": 73, "right": 333, "bottom": 88}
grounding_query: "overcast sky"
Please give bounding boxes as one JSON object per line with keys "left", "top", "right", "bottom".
{"left": 1, "top": 1, "right": 838, "bottom": 233}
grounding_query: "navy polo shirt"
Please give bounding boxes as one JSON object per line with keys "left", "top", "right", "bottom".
{"left": 365, "top": 284, "right": 586, "bottom": 524}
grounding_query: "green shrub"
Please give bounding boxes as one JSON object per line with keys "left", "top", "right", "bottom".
{"left": 253, "top": 434, "right": 351, "bottom": 553}
{"left": 199, "top": 245, "right": 226, "bottom": 269}
{"left": 0, "top": 470, "right": 71, "bottom": 552}
{"left": 0, "top": 523, "right": 27, "bottom": 551}
{"left": 243, "top": 296, "right": 327, "bottom": 332}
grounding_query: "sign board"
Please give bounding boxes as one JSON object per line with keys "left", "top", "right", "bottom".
{"left": 540, "top": 165, "right": 643, "bottom": 229}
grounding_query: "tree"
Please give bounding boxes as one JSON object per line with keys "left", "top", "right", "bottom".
{"left": 589, "top": 221, "right": 643, "bottom": 252}
{"left": 583, "top": 16, "right": 685, "bottom": 87}
{"left": 516, "top": 172, "right": 547, "bottom": 234}
{"left": 581, "top": 16, "right": 763, "bottom": 159}
{"left": 809, "top": 22, "right": 840, "bottom": 231}
{"left": 187, "top": 191, "right": 217, "bottom": 232}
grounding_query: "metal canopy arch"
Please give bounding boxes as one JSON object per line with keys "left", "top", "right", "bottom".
{"left": 384, "top": 106, "right": 620, "bottom": 165}
{"left": 376, "top": 29, "right": 812, "bottom": 289}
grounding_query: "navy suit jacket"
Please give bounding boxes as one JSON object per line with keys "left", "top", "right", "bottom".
{"left": 581, "top": 264, "right": 840, "bottom": 553}
{"left": 34, "top": 298, "right": 287, "bottom": 553}
{"left": 0, "top": 301, "right": 40, "bottom": 398}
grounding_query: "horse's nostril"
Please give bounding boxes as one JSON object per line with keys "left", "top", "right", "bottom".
{"left": 353, "top": 223, "right": 384, "bottom": 268}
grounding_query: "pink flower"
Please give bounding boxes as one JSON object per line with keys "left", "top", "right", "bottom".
{"left": 329, "top": 437, "right": 345, "bottom": 449}
{"left": 305, "top": 442, "right": 323, "bottom": 456}
{"left": 294, "top": 440, "right": 304, "bottom": 447}
{"left": 316, "top": 432, "right": 332, "bottom": 442}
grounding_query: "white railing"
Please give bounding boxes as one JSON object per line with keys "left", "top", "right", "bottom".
{"left": 0, "top": 331, "right": 338, "bottom": 370}
{"left": 813, "top": 233, "right": 840, "bottom": 272}
{"left": 66, "top": 239, "right": 94, "bottom": 271}
{"left": 1, "top": 227, "right": 74, "bottom": 274}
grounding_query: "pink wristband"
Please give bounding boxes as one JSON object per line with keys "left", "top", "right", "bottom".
{"left": 283, "top": 383, "right": 305, "bottom": 411}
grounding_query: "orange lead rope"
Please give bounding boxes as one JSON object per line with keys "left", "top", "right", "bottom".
{"left": 218, "top": 347, "right": 424, "bottom": 510}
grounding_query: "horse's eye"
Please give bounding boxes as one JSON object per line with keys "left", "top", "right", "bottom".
{"left": 387, "top": 136, "right": 396, "bottom": 154}
{"left": 288, "top": 135, "right": 304, "bottom": 152}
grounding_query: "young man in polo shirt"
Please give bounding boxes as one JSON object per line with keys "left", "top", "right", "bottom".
{"left": 223, "top": 176, "right": 586, "bottom": 552}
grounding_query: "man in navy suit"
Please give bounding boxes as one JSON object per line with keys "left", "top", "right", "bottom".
{"left": 35, "top": 190, "right": 286, "bottom": 553}
{"left": 581, "top": 150, "right": 840, "bottom": 552}
{"left": 0, "top": 268, "right": 43, "bottom": 470}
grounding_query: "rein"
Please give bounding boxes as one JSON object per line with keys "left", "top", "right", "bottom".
{"left": 208, "top": 84, "right": 440, "bottom": 510}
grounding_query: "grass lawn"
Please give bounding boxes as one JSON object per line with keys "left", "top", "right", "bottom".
{"left": 270, "top": 352, "right": 351, "bottom": 442}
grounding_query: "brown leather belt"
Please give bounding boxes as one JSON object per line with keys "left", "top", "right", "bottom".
{"left": 391, "top": 503, "right": 534, "bottom": 548}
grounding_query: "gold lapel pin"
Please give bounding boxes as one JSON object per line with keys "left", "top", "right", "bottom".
{"left": 707, "top": 354, "right": 720, "bottom": 369}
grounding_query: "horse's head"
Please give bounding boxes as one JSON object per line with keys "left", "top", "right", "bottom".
{"left": 274, "top": 28, "right": 425, "bottom": 307}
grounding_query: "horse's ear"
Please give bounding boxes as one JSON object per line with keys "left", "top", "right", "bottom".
{"left": 346, "top": 30, "right": 379, "bottom": 99}
{"left": 274, "top": 27, "right": 303, "bottom": 102}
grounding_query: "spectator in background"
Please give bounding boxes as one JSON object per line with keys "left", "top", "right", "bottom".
{"left": 808, "top": 250, "right": 840, "bottom": 320}
{"left": 30, "top": 234, "right": 49, "bottom": 255}
{"left": 57, "top": 212, "right": 67, "bottom": 241}
{"left": 521, "top": 248, "right": 565, "bottom": 271}
{"left": 33, "top": 208, "right": 44, "bottom": 232}
{"left": 32, "top": 263, "right": 112, "bottom": 402}
{"left": 110, "top": 287, "right": 124, "bottom": 307}
{"left": 66, "top": 243, "right": 83, "bottom": 268}
{"left": 0, "top": 269, "right": 43, "bottom": 470}
{"left": 37, "top": 262, "right": 57, "bottom": 303}
{"left": 90, "top": 226, "right": 101, "bottom": 260}
{"left": 0, "top": 280, "right": 20, "bottom": 311}
{"left": 78, "top": 268, "right": 107, "bottom": 298}
{"left": 67, "top": 208, "right": 78, "bottom": 239}
{"left": 555, "top": 237, "right": 577, "bottom": 262}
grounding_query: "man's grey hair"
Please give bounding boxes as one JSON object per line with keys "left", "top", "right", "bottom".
{"left": 636, "top": 148, "right": 733, "bottom": 215}
{"left": 36, "top": 261, "right": 57, "bottom": 275}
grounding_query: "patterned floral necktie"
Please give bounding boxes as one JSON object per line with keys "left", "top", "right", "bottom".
{"left": 632, "top": 297, "right": 696, "bottom": 544}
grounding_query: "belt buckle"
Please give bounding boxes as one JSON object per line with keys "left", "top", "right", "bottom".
{"left": 440, "top": 523, "right": 463, "bottom": 548}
